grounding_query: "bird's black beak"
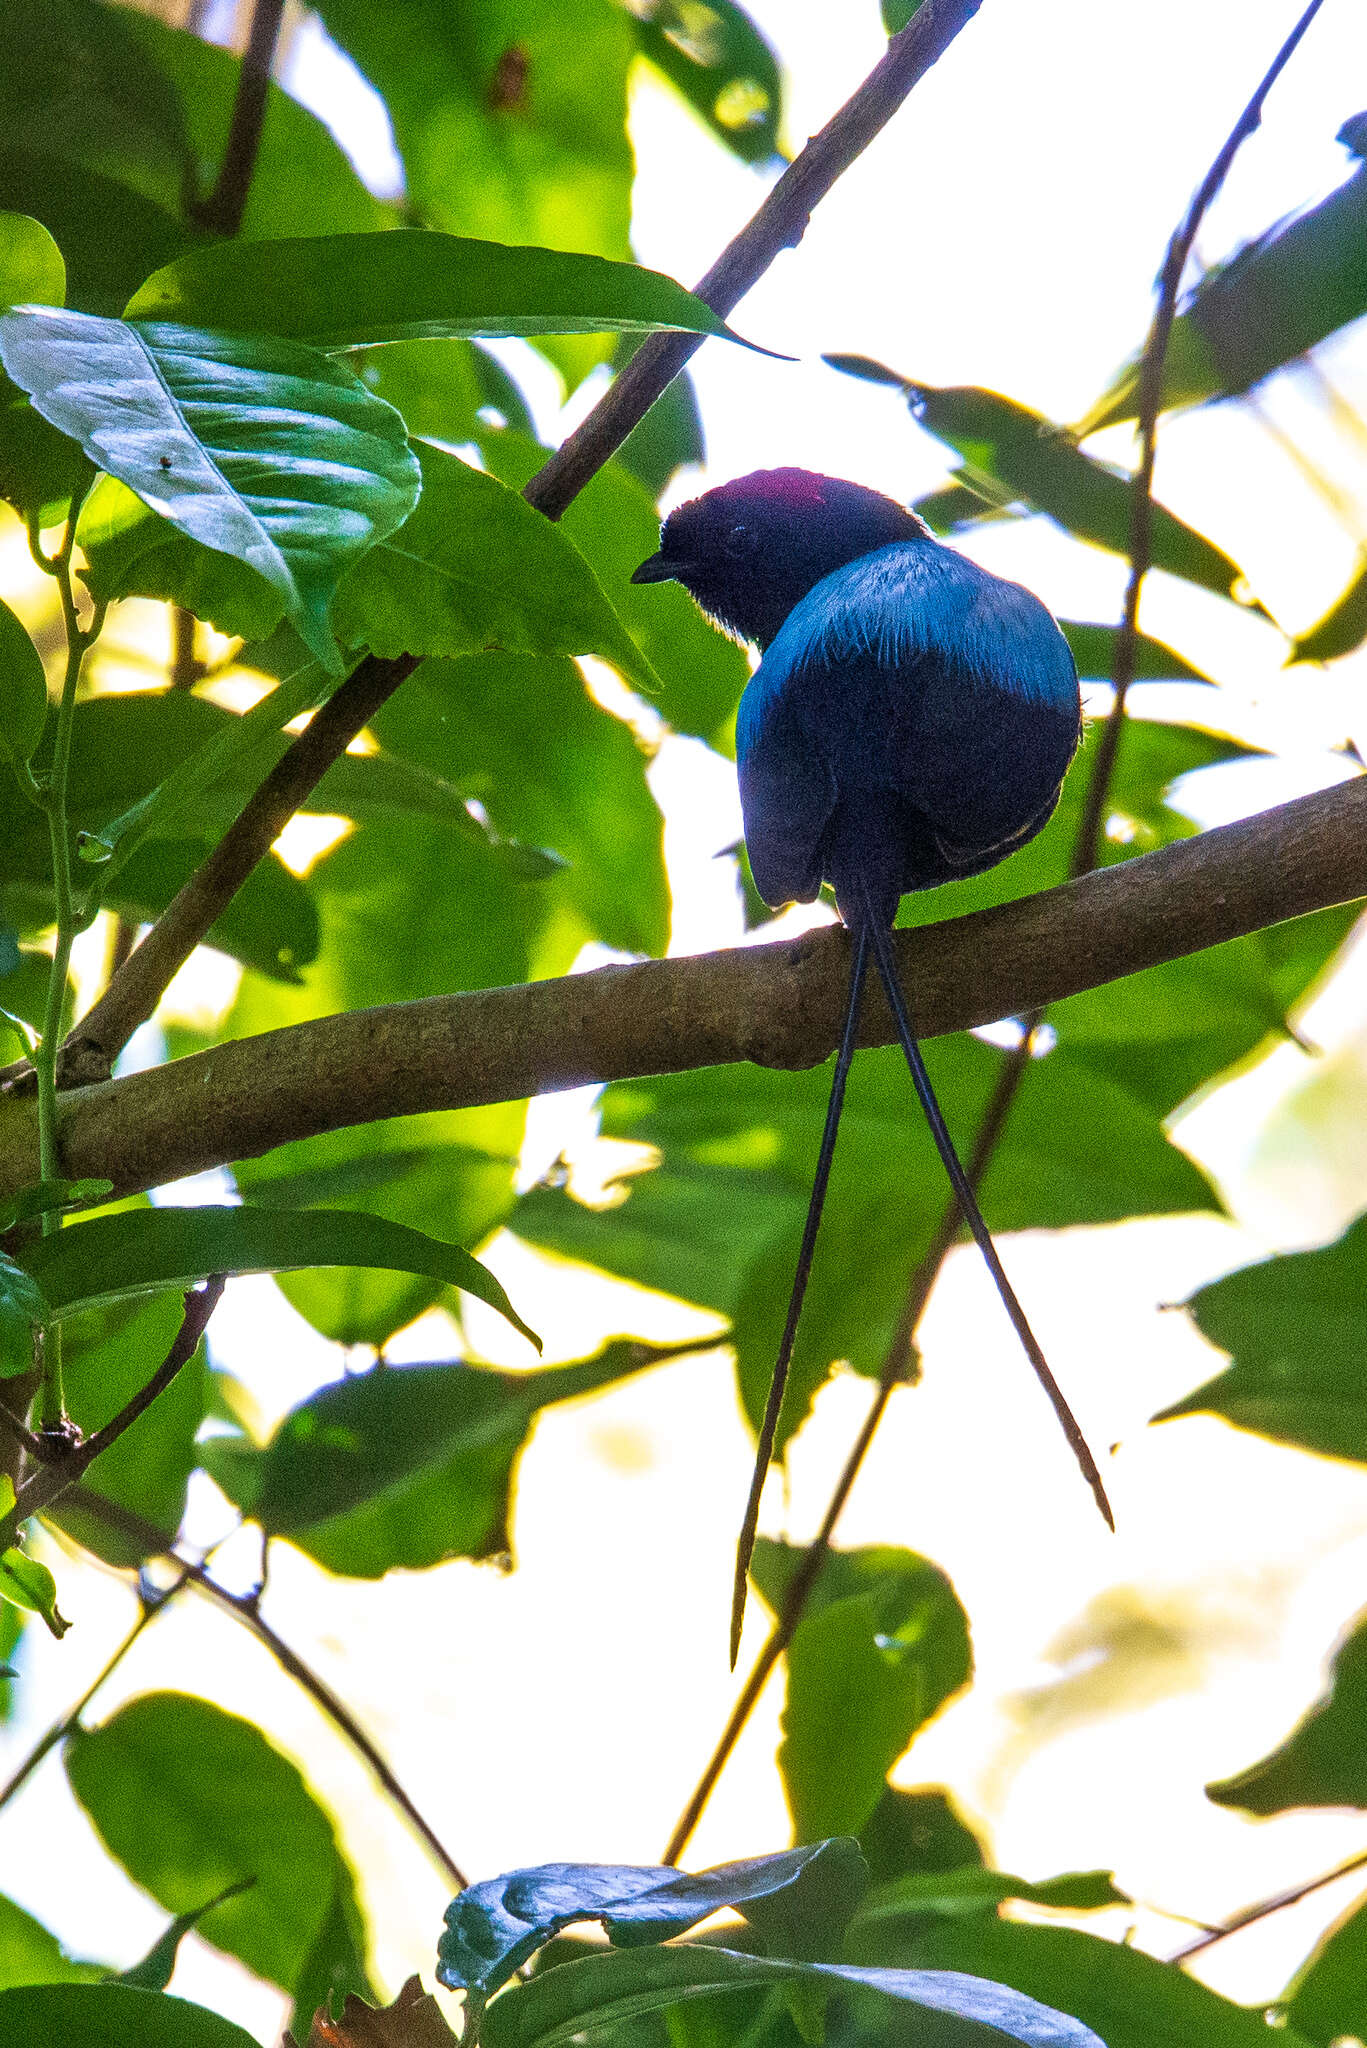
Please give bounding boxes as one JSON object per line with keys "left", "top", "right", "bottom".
{"left": 631, "top": 551, "right": 681, "bottom": 585}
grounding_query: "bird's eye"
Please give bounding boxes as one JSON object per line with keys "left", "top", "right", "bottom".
{"left": 722, "top": 522, "right": 756, "bottom": 559}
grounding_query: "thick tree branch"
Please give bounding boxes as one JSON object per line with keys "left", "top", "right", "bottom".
{"left": 0, "top": 777, "right": 1362, "bottom": 1204}
{"left": 524, "top": 0, "right": 983, "bottom": 519}
{"left": 194, "top": 0, "right": 288, "bottom": 238}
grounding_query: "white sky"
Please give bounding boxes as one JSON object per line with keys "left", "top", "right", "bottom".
{"left": 8, "top": 4, "right": 1367, "bottom": 2042}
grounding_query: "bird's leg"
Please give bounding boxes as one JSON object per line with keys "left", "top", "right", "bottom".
{"left": 729, "top": 922, "right": 871, "bottom": 1667}
{"left": 861, "top": 898, "right": 1114, "bottom": 1531}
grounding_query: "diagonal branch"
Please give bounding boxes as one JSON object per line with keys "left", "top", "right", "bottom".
{"left": 0, "top": 774, "right": 1363, "bottom": 1205}
{"left": 46, "top": 0, "right": 984, "bottom": 1091}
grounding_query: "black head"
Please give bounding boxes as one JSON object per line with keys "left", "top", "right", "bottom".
{"left": 631, "top": 468, "right": 928, "bottom": 649}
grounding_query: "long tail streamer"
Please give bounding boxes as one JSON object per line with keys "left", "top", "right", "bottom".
{"left": 729, "top": 924, "right": 870, "bottom": 1667}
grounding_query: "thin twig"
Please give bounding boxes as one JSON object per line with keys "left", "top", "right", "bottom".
{"left": 665, "top": 0, "right": 1332, "bottom": 1858}
{"left": 1071, "top": 0, "right": 1328, "bottom": 878}
{"left": 194, "top": 0, "right": 288, "bottom": 238}
{"left": 523, "top": 0, "right": 984, "bottom": 520}
{"left": 70, "top": 1487, "right": 467, "bottom": 1891}
{"left": 0, "top": 1281, "right": 224, "bottom": 1548}
{"left": 1168, "top": 1844, "right": 1367, "bottom": 1962}
{"left": 2, "top": 772, "right": 1364, "bottom": 1206}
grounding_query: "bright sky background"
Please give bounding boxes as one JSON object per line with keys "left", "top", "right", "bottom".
{"left": 7, "top": 4, "right": 1367, "bottom": 2042}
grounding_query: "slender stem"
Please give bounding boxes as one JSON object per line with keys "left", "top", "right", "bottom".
{"left": 1168, "top": 1844, "right": 1367, "bottom": 1963}
{"left": 194, "top": 0, "right": 288, "bottom": 238}
{"left": 71, "top": 1486, "right": 468, "bottom": 1892}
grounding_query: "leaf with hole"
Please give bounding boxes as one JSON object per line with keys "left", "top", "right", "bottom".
{"left": 15, "top": 1204, "right": 538, "bottom": 1347}
{"left": 0, "top": 308, "right": 421, "bottom": 669}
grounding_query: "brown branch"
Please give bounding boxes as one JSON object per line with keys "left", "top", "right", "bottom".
{"left": 58, "top": 654, "right": 420, "bottom": 1087}
{"left": 70, "top": 1487, "right": 467, "bottom": 1891}
{"left": 0, "top": 1279, "right": 224, "bottom": 1546}
{"left": 1071, "top": 0, "right": 1328, "bottom": 878}
{"left": 194, "top": 0, "right": 289, "bottom": 239}
{"left": 0, "top": 774, "right": 1361, "bottom": 1205}
{"left": 1168, "top": 1844, "right": 1367, "bottom": 1963}
{"left": 523, "top": 0, "right": 983, "bottom": 520}
{"left": 664, "top": 0, "right": 1335, "bottom": 1858}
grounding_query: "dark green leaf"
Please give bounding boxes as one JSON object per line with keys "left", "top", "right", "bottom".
{"left": 1079, "top": 147, "right": 1367, "bottom": 433}
{"left": 1058, "top": 621, "right": 1211, "bottom": 684}
{"left": 0, "top": 1892, "right": 103, "bottom": 1987}
{"left": 634, "top": 1, "right": 783, "bottom": 165}
{"left": 0, "top": 213, "right": 63, "bottom": 309}
{"left": 0, "top": 597, "right": 46, "bottom": 775}
{"left": 0, "top": 154, "right": 190, "bottom": 321}
{"left": 118, "top": 1881, "right": 256, "bottom": 1992}
{"left": 0, "top": 1983, "right": 259, "bottom": 2048}
{"left": 333, "top": 440, "right": 658, "bottom": 692}
{"left": 16, "top": 1204, "right": 538, "bottom": 1347}
{"left": 200, "top": 1336, "right": 706, "bottom": 1576}
{"left": 1160, "top": 1213, "right": 1367, "bottom": 1461}
{"left": 0, "top": 1255, "right": 44, "bottom": 1376}
{"left": 0, "top": 309, "right": 421, "bottom": 669}
{"left": 1285, "top": 1885, "right": 1367, "bottom": 2046}
{"left": 823, "top": 360, "right": 1258, "bottom": 608}
{"left": 1206, "top": 1603, "right": 1367, "bottom": 1812}
{"left": 752, "top": 1543, "right": 971, "bottom": 1842}
{"left": 439, "top": 1843, "right": 868, "bottom": 1997}
{"left": 843, "top": 1913, "right": 1303, "bottom": 2048}
{"left": 1293, "top": 560, "right": 1367, "bottom": 664}
{"left": 375, "top": 652, "right": 668, "bottom": 955}
{"left": 854, "top": 1869, "right": 1127, "bottom": 1929}
{"left": 613, "top": 352, "right": 705, "bottom": 499}
{"left": 859, "top": 1788, "right": 986, "bottom": 1886}
{"left": 45, "top": 1292, "right": 209, "bottom": 1567}
{"left": 478, "top": 1942, "right": 1106, "bottom": 2048}
{"left": 0, "top": 365, "right": 90, "bottom": 526}
{"left": 65, "top": 1693, "right": 371, "bottom": 2024}
{"left": 127, "top": 231, "right": 752, "bottom": 349}
{"left": 0, "top": 1180, "right": 113, "bottom": 1234}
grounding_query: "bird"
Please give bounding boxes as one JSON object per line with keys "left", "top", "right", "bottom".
{"left": 632, "top": 467, "right": 1113, "bottom": 1665}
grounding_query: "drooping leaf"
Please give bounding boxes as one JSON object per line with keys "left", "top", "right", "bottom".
{"left": 843, "top": 1911, "right": 1305, "bottom": 2048}
{"left": 0, "top": 308, "right": 421, "bottom": 669}
{"left": 0, "top": 214, "right": 63, "bottom": 310}
{"left": 0, "top": 1892, "right": 103, "bottom": 1988}
{"left": 1078, "top": 137, "right": 1367, "bottom": 434}
{"left": 1206, "top": 1604, "right": 1367, "bottom": 1813}
{"left": 0, "top": 597, "right": 46, "bottom": 777}
{"left": 126, "top": 231, "right": 753, "bottom": 349}
{"left": 16, "top": 1204, "right": 538, "bottom": 1347}
{"left": 374, "top": 651, "right": 669, "bottom": 955}
{"left": 0, "top": 1983, "right": 260, "bottom": 2048}
{"left": 200, "top": 1336, "right": 709, "bottom": 1577}
{"left": 0, "top": 1486, "right": 68, "bottom": 1637}
{"left": 1159, "top": 1213, "right": 1367, "bottom": 1462}
{"left": 65, "top": 1693, "right": 372, "bottom": 2025}
{"left": 752, "top": 1542, "right": 971, "bottom": 1842}
{"left": 476, "top": 1941, "right": 1106, "bottom": 2048}
{"left": 823, "top": 358, "right": 1259, "bottom": 608}
{"left": 633, "top": 1, "right": 784, "bottom": 165}
{"left": 332, "top": 440, "right": 658, "bottom": 692}
{"left": 438, "top": 1842, "right": 869, "bottom": 1997}
{"left": 118, "top": 1881, "right": 256, "bottom": 1992}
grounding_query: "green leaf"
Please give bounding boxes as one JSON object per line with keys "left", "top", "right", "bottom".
{"left": 634, "top": 1, "right": 783, "bottom": 165}
{"left": 127, "top": 231, "right": 752, "bottom": 349}
{"left": 0, "top": 156, "right": 189, "bottom": 321}
{"left": 1293, "top": 559, "right": 1367, "bottom": 664}
{"left": 199, "top": 1335, "right": 713, "bottom": 1577}
{"left": 439, "top": 1843, "right": 869, "bottom": 1997}
{"left": 478, "top": 1942, "right": 1106, "bottom": 2048}
{"left": 1079, "top": 141, "right": 1367, "bottom": 434}
{"left": 859, "top": 1787, "right": 986, "bottom": 1886}
{"left": 0, "top": 1505, "right": 68, "bottom": 1638}
{"left": 0, "top": 214, "right": 63, "bottom": 309}
{"left": 477, "top": 428, "right": 750, "bottom": 742}
{"left": 0, "top": 1892, "right": 103, "bottom": 1988}
{"left": 823, "top": 360, "right": 1258, "bottom": 608}
{"left": 882, "top": 1, "right": 925, "bottom": 29}
{"left": 1159, "top": 1213, "right": 1367, "bottom": 1461}
{"left": 64, "top": 1693, "right": 371, "bottom": 2024}
{"left": 16, "top": 1204, "right": 538, "bottom": 1347}
{"left": 45, "top": 1292, "right": 209, "bottom": 1568}
{"left": 1058, "top": 621, "right": 1211, "bottom": 684}
{"left": 843, "top": 1913, "right": 1304, "bottom": 2048}
{"left": 0, "top": 597, "right": 46, "bottom": 777}
{"left": 118, "top": 1881, "right": 256, "bottom": 1992}
{"left": 1285, "top": 1886, "right": 1367, "bottom": 2046}
{"left": 854, "top": 1869, "right": 1128, "bottom": 1927}
{"left": 0, "top": 1984, "right": 259, "bottom": 2048}
{"left": 613, "top": 344, "right": 705, "bottom": 498}
{"left": 1206, "top": 1604, "right": 1367, "bottom": 1813}
{"left": 374, "top": 652, "right": 668, "bottom": 955}
{"left": 0, "top": 1180, "right": 113, "bottom": 1234}
{"left": 0, "top": 1255, "right": 44, "bottom": 1378}
{"left": 752, "top": 1543, "right": 971, "bottom": 1842}
{"left": 332, "top": 440, "right": 659, "bottom": 693}
{"left": 0, "top": 309, "right": 421, "bottom": 670}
